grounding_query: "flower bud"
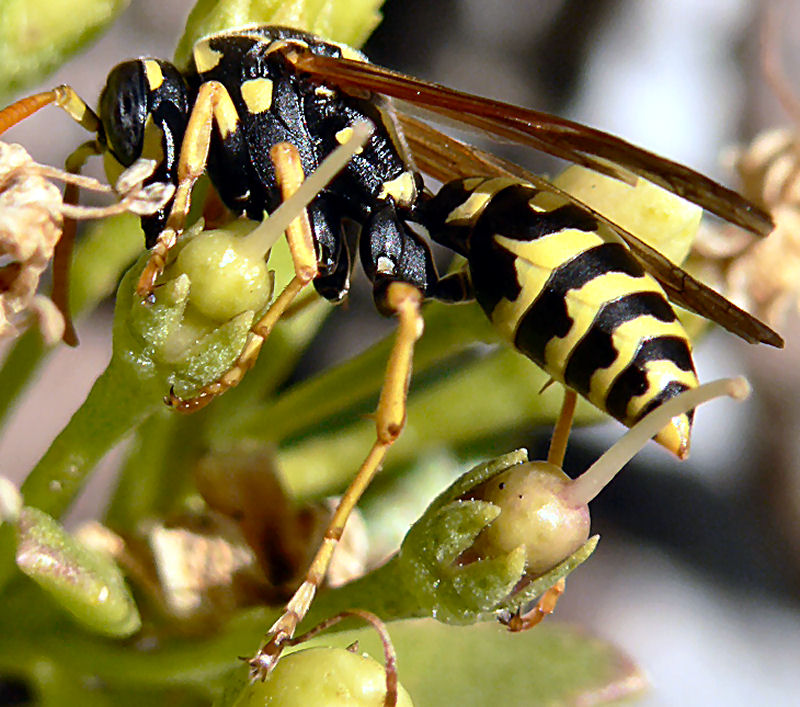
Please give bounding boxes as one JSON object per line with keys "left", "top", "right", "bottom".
{"left": 230, "top": 647, "right": 414, "bottom": 707}
{"left": 471, "top": 462, "right": 590, "bottom": 576}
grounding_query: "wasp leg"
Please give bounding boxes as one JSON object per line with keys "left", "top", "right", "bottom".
{"left": 169, "top": 141, "right": 321, "bottom": 413}
{"left": 501, "top": 577, "right": 566, "bottom": 632}
{"left": 48, "top": 141, "right": 104, "bottom": 347}
{"left": 247, "top": 281, "right": 424, "bottom": 680}
{"left": 547, "top": 388, "right": 578, "bottom": 468}
{"left": 136, "top": 80, "right": 240, "bottom": 296}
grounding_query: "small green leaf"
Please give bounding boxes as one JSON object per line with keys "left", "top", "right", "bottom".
{"left": 15, "top": 507, "right": 140, "bottom": 637}
{"left": 357, "top": 620, "right": 647, "bottom": 707}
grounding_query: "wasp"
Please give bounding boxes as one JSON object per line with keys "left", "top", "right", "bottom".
{"left": 0, "top": 25, "right": 783, "bottom": 677}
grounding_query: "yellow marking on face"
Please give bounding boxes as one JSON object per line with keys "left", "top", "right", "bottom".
{"left": 543, "top": 272, "right": 663, "bottom": 380}
{"left": 445, "top": 178, "right": 519, "bottom": 225}
{"left": 587, "top": 314, "right": 694, "bottom": 414}
{"left": 141, "top": 114, "right": 165, "bottom": 163}
{"left": 144, "top": 60, "right": 164, "bottom": 90}
{"left": 335, "top": 126, "right": 363, "bottom": 154}
{"left": 241, "top": 77, "right": 274, "bottom": 114}
{"left": 193, "top": 39, "right": 224, "bottom": 73}
{"left": 378, "top": 171, "right": 418, "bottom": 206}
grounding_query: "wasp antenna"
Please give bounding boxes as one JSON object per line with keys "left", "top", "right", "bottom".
{"left": 0, "top": 91, "right": 59, "bottom": 134}
{"left": 0, "top": 87, "right": 99, "bottom": 136}
{"left": 564, "top": 377, "right": 751, "bottom": 508}
{"left": 52, "top": 86, "right": 101, "bottom": 134}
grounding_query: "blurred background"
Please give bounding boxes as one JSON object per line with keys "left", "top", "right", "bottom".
{"left": 2, "top": 0, "right": 799, "bottom": 704}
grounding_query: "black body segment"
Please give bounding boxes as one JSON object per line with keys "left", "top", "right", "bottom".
{"left": 188, "top": 27, "right": 424, "bottom": 301}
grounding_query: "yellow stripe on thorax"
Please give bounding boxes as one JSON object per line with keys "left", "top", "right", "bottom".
{"left": 241, "top": 77, "right": 274, "bottom": 114}
{"left": 193, "top": 39, "right": 224, "bottom": 73}
{"left": 378, "top": 171, "right": 418, "bottom": 206}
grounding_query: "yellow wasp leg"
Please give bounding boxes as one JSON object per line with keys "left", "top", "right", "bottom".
{"left": 547, "top": 388, "right": 578, "bottom": 468}
{"left": 247, "top": 280, "right": 424, "bottom": 680}
{"left": 501, "top": 577, "right": 566, "bottom": 632}
{"left": 168, "top": 141, "right": 320, "bottom": 413}
{"left": 136, "top": 80, "right": 239, "bottom": 296}
{"left": 50, "top": 141, "right": 104, "bottom": 347}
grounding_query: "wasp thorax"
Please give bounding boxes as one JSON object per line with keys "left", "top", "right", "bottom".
{"left": 471, "top": 462, "right": 591, "bottom": 576}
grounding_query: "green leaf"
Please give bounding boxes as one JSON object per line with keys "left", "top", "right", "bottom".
{"left": 369, "top": 620, "right": 646, "bottom": 706}
{"left": 15, "top": 507, "right": 140, "bottom": 637}
{"left": 0, "top": 0, "right": 128, "bottom": 100}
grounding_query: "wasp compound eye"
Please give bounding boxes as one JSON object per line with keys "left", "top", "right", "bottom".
{"left": 99, "top": 61, "right": 149, "bottom": 167}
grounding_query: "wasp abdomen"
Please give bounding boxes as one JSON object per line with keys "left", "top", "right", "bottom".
{"left": 425, "top": 178, "right": 699, "bottom": 457}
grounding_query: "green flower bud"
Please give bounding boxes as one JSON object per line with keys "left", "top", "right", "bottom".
{"left": 229, "top": 647, "right": 413, "bottom": 707}
{"left": 471, "top": 462, "right": 590, "bottom": 576}
{"left": 176, "top": 221, "right": 272, "bottom": 322}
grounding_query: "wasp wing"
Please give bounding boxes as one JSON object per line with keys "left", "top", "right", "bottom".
{"left": 398, "top": 115, "right": 783, "bottom": 348}
{"left": 287, "top": 50, "right": 774, "bottom": 238}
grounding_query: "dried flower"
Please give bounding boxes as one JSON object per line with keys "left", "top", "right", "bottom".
{"left": 693, "top": 128, "right": 800, "bottom": 328}
{"left": 0, "top": 142, "right": 174, "bottom": 344}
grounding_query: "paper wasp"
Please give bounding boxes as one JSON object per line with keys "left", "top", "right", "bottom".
{"left": 0, "top": 24, "right": 783, "bottom": 678}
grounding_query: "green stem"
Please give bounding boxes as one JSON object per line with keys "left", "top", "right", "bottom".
{"left": 0, "top": 329, "right": 45, "bottom": 429}
{"left": 105, "top": 409, "right": 201, "bottom": 531}
{"left": 19, "top": 353, "right": 164, "bottom": 518}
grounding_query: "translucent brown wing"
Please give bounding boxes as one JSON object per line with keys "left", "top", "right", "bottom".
{"left": 398, "top": 114, "right": 783, "bottom": 348}
{"left": 286, "top": 50, "right": 774, "bottom": 238}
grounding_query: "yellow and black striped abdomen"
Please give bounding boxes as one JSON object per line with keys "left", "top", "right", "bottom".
{"left": 425, "top": 178, "right": 699, "bottom": 457}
